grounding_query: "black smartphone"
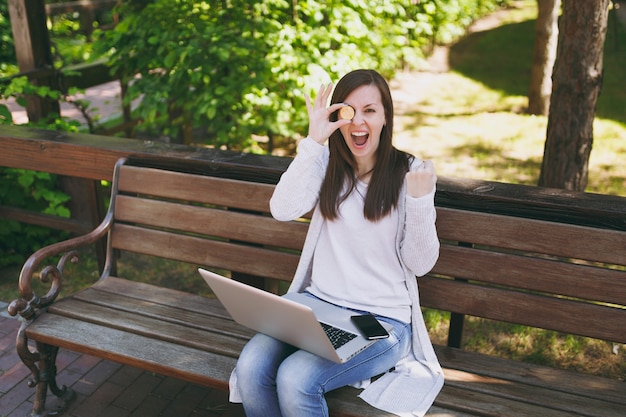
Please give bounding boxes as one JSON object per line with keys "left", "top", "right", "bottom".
{"left": 351, "top": 314, "right": 389, "bottom": 340}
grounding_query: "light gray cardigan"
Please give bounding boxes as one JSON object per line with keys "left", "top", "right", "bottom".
{"left": 230, "top": 138, "right": 444, "bottom": 416}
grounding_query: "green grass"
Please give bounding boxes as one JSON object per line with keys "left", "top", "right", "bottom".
{"left": 394, "top": 0, "right": 626, "bottom": 196}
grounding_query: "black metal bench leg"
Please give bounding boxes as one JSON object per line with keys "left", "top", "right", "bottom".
{"left": 31, "top": 342, "right": 76, "bottom": 417}
{"left": 13, "top": 319, "right": 75, "bottom": 417}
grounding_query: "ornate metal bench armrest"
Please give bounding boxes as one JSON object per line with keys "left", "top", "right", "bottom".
{"left": 7, "top": 157, "right": 129, "bottom": 320}
{"left": 8, "top": 212, "right": 113, "bottom": 320}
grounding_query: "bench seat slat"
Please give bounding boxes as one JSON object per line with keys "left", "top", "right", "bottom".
{"left": 68, "top": 289, "right": 254, "bottom": 341}
{"left": 93, "top": 277, "right": 230, "bottom": 318}
{"left": 48, "top": 298, "right": 247, "bottom": 358}
{"left": 435, "top": 384, "right": 596, "bottom": 417}
{"left": 26, "top": 314, "right": 236, "bottom": 390}
{"left": 434, "top": 346, "right": 626, "bottom": 406}
{"left": 434, "top": 245, "right": 626, "bottom": 305}
{"left": 441, "top": 368, "right": 624, "bottom": 417}
{"left": 111, "top": 224, "right": 299, "bottom": 281}
{"left": 115, "top": 194, "right": 307, "bottom": 250}
{"left": 436, "top": 208, "right": 626, "bottom": 265}
{"left": 420, "top": 277, "right": 626, "bottom": 343}
{"left": 118, "top": 165, "right": 275, "bottom": 213}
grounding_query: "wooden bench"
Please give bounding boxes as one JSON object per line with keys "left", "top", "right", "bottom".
{"left": 8, "top": 156, "right": 626, "bottom": 417}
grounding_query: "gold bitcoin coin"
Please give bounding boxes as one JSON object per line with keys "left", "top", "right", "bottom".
{"left": 338, "top": 105, "right": 355, "bottom": 120}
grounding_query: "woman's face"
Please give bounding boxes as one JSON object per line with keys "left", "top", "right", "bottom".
{"left": 338, "top": 85, "right": 386, "bottom": 172}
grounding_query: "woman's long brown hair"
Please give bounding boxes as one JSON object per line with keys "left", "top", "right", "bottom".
{"left": 319, "top": 69, "right": 412, "bottom": 221}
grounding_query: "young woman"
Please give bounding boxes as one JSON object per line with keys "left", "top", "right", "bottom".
{"left": 229, "top": 69, "right": 444, "bottom": 417}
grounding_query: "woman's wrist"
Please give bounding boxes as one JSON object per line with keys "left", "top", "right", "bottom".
{"left": 307, "top": 133, "right": 327, "bottom": 144}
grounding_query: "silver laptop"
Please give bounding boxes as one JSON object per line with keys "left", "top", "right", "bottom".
{"left": 198, "top": 268, "right": 391, "bottom": 363}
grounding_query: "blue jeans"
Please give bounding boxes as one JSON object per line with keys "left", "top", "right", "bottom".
{"left": 234, "top": 299, "right": 411, "bottom": 417}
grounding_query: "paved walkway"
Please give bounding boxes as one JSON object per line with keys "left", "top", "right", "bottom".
{"left": 0, "top": 311, "right": 246, "bottom": 417}
{"left": 4, "top": 80, "right": 127, "bottom": 127}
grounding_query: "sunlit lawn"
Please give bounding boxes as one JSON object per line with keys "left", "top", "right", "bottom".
{"left": 393, "top": 0, "right": 626, "bottom": 196}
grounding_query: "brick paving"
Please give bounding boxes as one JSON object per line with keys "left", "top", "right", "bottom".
{"left": 0, "top": 310, "right": 246, "bottom": 417}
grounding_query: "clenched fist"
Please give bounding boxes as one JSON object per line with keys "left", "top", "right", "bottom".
{"left": 406, "top": 160, "right": 437, "bottom": 198}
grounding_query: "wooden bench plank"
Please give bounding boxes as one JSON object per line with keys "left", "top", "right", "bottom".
{"left": 434, "top": 346, "right": 626, "bottom": 405}
{"left": 94, "top": 277, "right": 230, "bottom": 317}
{"left": 117, "top": 165, "right": 276, "bottom": 213}
{"left": 441, "top": 368, "right": 624, "bottom": 417}
{"left": 111, "top": 224, "right": 300, "bottom": 281}
{"left": 26, "top": 314, "right": 236, "bottom": 390}
{"left": 70, "top": 288, "right": 254, "bottom": 340}
{"left": 115, "top": 194, "right": 308, "bottom": 250}
{"left": 420, "top": 277, "right": 626, "bottom": 343}
{"left": 435, "top": 385, "right": 584, "bottom": 417}
{"left": 434, "top": 245, "right": 626, "bottom": 305}
{"left": 436, "top": 208, "right": 626, "bottom": 264}
{"left": 48, "top": 298, "right": 247, "bottom": 358}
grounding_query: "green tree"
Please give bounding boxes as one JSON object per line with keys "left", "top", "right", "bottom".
{"left": 95, "top": 0, "right": 509, "bottom": 150}
{"left": 0, "top": 168, "right": 71, "bottom": 269}
{"left": 539, "top": 0, "right": 610, "bottom": 190}
{"left": 97, "top": 0, "right": 275, "bottom": 148}
{"left": 0, "top": 0, "right": 17, "bottom": 76}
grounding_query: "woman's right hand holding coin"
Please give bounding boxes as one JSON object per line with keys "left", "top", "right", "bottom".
{"left": 305, "top": 83, "right": 351, "bottom": 144}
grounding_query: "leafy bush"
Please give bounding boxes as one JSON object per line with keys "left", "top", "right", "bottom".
{"left": 0, "top": 77, "right": 79, "bottom": 269}
{"left": 95, "top": 0, "right": 509, "bottom": 150}
{"left": 0, "top": 169, "right": 71, "bottom": 269}
{"left": 0, "top": 0, "right": 17, "bottom": 76}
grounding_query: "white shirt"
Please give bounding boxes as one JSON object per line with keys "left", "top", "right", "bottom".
{"left": 308, "top": 180, "right": 412, "bottom": 323}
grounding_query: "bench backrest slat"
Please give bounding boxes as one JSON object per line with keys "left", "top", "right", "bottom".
{"left": 433, "top": 246, "right": 626, "bottom": 306}
{"left": 436, "top": 207, "right": 625, "bottom": 265}
{"left": 117, "top": 165, "right": 276, "bottom": 213}
{"left": 114, "top": 195, "right": 307, "bottom": 251}
{"left": 111, "top": 224, "right": 300, "bottom": 282}
{"left": 419, "top": 276, "right": 626, "bottom": 343}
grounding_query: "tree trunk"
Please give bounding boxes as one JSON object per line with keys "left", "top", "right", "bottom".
{"left": 538, "top": 0, "right": 610, "bottom": 191}
{"left": 8, "top": 0, "right": 60, "bottom": 122}
{"left": 527, "top": 0, "right": 560, "bottom": 115}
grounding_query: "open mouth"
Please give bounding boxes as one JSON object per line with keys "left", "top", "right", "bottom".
{"left": 352, "top": 132, "right": 369, "bottom": 148}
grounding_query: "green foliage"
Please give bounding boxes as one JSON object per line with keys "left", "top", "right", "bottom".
{"left": 47, "top": 9, "right": 110, "bottom": 67}
{"left": 419, "top": 0, "right": 510, "bottom": 45}
{"left": 0, "top": 75, "right": 83, "bottom": 131}
{"left": 0, "top": 0, "right": 17, "bottom": 76}
{"left": 0, "top": 168, "right": 71, "bottom": 269}
{"left": 0, "top": 77, "right": 78, "bottom": 269}
{"left": 97, "top": 0, "right": 275, "bottom": 147}
{"left": 95, "top": 0, "right": 507, "bottom": 150}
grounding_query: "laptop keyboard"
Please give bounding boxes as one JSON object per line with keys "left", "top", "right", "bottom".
{"left": 320, "top": 322, "right": 358, "bottom": 349}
